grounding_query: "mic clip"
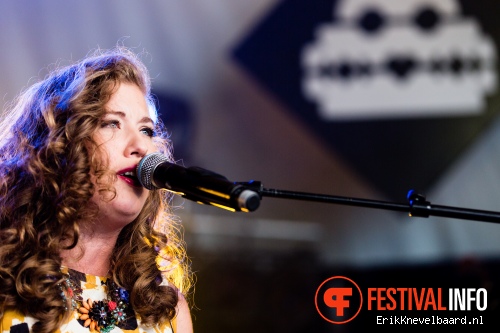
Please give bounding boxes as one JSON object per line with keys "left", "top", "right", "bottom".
{"left": 407, "top": 190, "right": 431, "bottom": 218}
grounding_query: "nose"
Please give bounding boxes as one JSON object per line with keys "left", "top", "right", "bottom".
{"left": 125, "top": 130, "right": 149, "bottom": 158}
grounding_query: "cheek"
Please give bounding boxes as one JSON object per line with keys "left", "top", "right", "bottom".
{"left": 101, "top": 141, "right": 120, "bottom": 158}
{"left": 88, "top": 133, "right": 113, "bottom": 161}
{"left": 94, "top": 136, "right": 123, "bottom": 164}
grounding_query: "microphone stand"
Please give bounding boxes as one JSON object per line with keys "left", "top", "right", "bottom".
{"left": 238, "top": 181, "right": 500, "bottom": 224}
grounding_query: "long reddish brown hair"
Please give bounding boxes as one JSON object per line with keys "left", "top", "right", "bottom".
{"left": 0, "top": 47, "right": 191, "bottom": 333}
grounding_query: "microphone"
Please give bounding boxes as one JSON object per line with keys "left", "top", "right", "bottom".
{"left": 136, "top": 153, "right": 261, "bottom": 212}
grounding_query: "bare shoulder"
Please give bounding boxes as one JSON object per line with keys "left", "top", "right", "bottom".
{"left": 175, "top": 293, "right": 193, "bottom": 333}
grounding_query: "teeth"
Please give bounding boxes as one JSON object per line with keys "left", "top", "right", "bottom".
{"left": 122, "top": 171, "right": 136, "bottom": 177}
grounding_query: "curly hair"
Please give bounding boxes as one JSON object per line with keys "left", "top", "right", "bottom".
{"left": 0, "top": 47, "right": 192, "bottom": 333}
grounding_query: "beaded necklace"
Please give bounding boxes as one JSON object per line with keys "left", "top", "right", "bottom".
{"left": 60, "top": 268, "right": 136, "bottom": 333}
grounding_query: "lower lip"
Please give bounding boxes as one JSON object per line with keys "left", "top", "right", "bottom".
{"left": 118, "top": 175, "right": 142, "bottom": 188}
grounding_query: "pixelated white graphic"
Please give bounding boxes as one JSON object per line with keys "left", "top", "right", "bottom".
{"left": 302, "top": 0, "right": 497, "bottom": 120}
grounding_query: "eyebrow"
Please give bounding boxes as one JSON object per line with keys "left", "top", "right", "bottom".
{"left": 106, "top": 110, "right": 155, "bottom": 125}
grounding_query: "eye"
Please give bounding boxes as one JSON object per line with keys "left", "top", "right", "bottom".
{"left": 358, "top": 9, "right": 385, "bottom": 34}
{"left": 140, "top": 127, "right": 156, "bottom": 137}
{"left": 414, "top": 6, "right": 440, "bottom": 32}
{"left": 101, "top": 120, "right": 120, "bottom": 129}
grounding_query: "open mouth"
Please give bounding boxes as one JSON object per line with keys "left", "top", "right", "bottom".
{"left": 118, "top": 170, "right": 142, "bottom": 188}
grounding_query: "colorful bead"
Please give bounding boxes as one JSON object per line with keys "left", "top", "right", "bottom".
{"left": 60, "top": 269, "right": 132, "bottom": 332}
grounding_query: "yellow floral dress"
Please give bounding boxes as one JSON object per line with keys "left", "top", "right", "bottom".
{"left": 0, "top": 268, "right": 175, "bottom": 333}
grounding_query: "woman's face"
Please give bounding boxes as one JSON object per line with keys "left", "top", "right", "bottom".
{"left": 90, "top": 82, "right": 158, "bottom": 231}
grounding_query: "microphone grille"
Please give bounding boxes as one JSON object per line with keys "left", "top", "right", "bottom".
{"left": 137, "top": 153, "right": 170, "bottom": 190}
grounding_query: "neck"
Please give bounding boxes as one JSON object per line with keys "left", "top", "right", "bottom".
{"left": 61, "top": 228, "right": 121, "bottom": 277}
